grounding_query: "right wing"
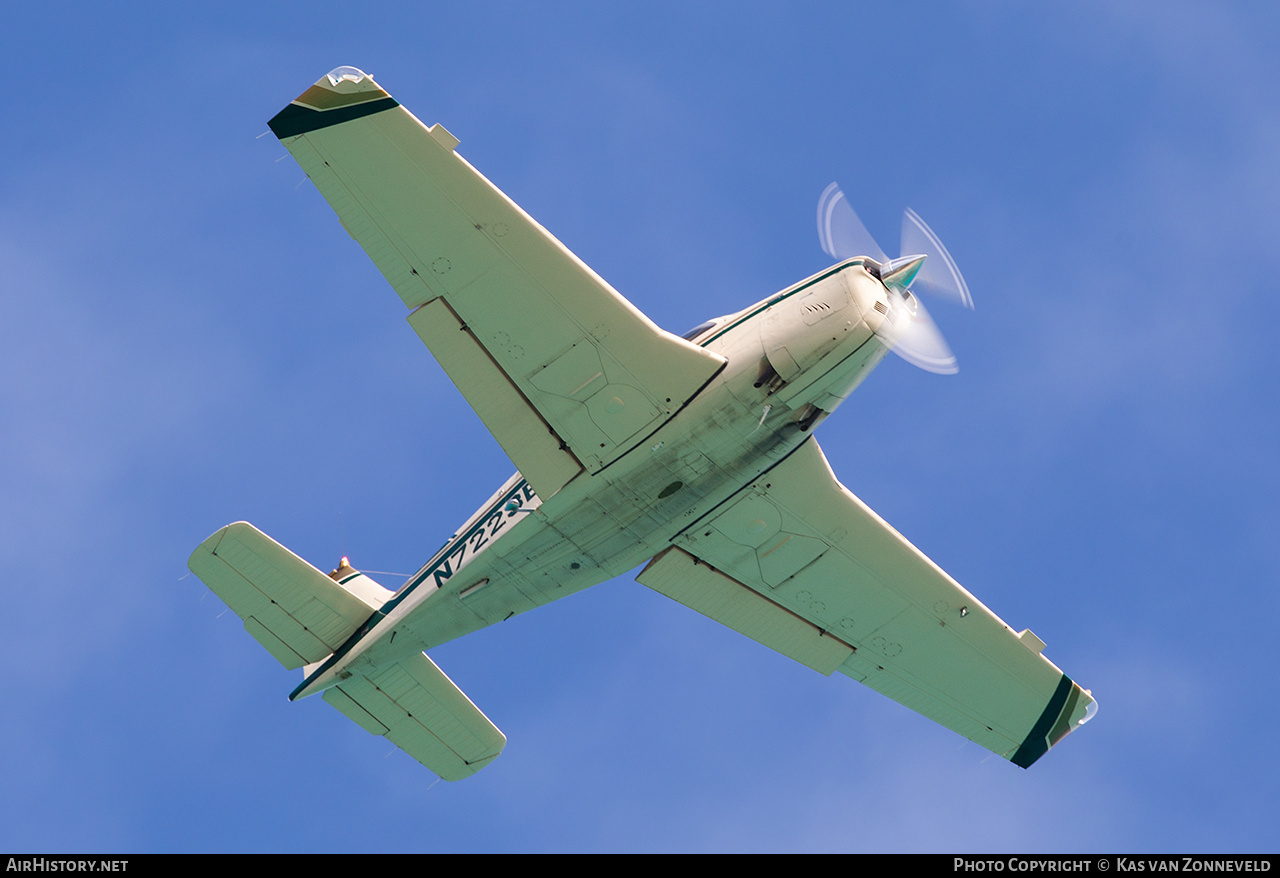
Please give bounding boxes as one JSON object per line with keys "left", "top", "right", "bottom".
{"left": 269, "top": 68, "right": 725, "bottom": 499}
{"left": 638, "top": 438, "right": 1095, "bottom": 768}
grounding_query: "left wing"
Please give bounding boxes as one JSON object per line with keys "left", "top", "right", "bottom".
{"left": 637, "top": 438, "right": 1094, "bottom": 768}
{"left": 268, "top": 68, "right": 725, "bottom": 499}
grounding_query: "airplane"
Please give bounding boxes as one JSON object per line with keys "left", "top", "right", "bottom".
{"left": 188, "top": 66, "right": 1096, "bottom": 781}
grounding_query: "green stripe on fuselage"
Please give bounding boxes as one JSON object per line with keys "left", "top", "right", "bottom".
{"left": 696, "top": 259, "right": 867, "bottom": 348}
{"left": 288, "top": 478, "right": 533, "bottom": 701}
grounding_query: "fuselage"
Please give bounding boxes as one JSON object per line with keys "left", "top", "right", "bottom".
{"left": 294, "top": 258, "right": 900, "bottom": 699}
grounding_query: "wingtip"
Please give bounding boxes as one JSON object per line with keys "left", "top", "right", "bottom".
{"left": 1010, "top": 676, "right": 1095, "bottom": 768}
{"left": 267, "top": 66, "right": 398, "bottom": 140}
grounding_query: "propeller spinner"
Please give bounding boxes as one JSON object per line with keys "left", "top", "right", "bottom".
{"left": 817, "top": 183, "right": 973, "bottom": 374}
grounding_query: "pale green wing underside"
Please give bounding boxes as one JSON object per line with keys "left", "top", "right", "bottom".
{"left": 639, "top": 438, "right": 1094, "bottom": 768}
{"left": 270, "top": 72, "right": 725, "bottom": 499}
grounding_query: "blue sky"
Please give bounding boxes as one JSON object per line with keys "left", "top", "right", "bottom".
{"left": 4, "top": 1, "right": 1279, "bottom": 853}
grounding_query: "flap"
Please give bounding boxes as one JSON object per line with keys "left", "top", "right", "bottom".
{"left": 637, "top": 546, "right": 852, "bottom": 675}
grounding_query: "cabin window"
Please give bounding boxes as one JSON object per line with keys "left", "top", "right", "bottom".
{"left": 681, "top": 320, "right": 717, "bottom": 341}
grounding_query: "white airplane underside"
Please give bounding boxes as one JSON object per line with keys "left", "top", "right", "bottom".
{"left": 188, "top": 67, "right": 1095, "bottom": 782}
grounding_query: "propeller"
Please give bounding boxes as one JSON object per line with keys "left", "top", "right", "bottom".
{"left": 817, "top": 183, "right": 973, "bottom": 373}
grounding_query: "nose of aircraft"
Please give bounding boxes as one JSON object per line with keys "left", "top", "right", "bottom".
{"left": 842, "top": 262, "right": 895, "bottom": 345}
{"left": 841, "top": 260, "right": 959, "bottom": 375}
{"left": 880, "top": 254, "right": 927, "bottom": 288}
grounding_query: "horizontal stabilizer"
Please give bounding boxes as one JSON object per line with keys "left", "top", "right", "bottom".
{"left": 188, "top": 522, "right": 388, "bottom": 669}
{"left": 323, "top": 653, "right": 506, "bottom": 781}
